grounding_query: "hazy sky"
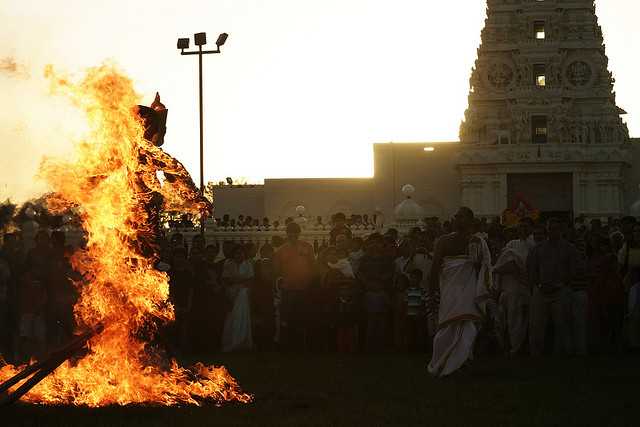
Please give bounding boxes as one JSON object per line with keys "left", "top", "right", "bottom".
{"left": 1, "top": 0, "right": 639, "bottom": 201}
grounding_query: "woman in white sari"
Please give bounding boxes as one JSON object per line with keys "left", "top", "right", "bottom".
{"left": 427, "top": 208, "right": 491, "bottom": 377}
{"left": 221, "top": 244, "right": 254, "bottom": 352}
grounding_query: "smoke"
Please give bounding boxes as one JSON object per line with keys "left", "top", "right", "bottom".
{"left": 0, "top": 58, "right": 83, "bottom": 203}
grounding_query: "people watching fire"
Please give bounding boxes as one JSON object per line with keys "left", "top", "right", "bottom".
{"left": 3, "top": 209, "right": 640, "bottom": 365}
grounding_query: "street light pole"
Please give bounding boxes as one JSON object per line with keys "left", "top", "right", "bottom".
{"left": 177, "top": 32, "right": 228, "bottom": 235}
{"left": 198, "top": 44, "right": 204, "bottom": 205}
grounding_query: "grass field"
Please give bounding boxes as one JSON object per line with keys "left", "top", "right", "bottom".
{"left": 3, "top": 352, "right": 638, "bottom": 426}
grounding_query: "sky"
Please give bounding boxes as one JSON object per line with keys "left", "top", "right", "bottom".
{"left": 1, "top": 0, "right": 639, "bottom": 201}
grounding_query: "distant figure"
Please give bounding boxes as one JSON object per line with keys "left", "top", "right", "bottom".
{"left": 47, "top": 230, "right": 77, "bottom": 349}
{"left": 428, "top": 207, "right": 491, "bottom": 377}
{"left": 568, "top": 225, "right": 590, "bottom": 356}
{"left": 324, "top": 247, "right": 359, "bottom": 353}
{"left": 253, "top": 243, "right": 276, "bottom": 350}
{"left": 359, "top": 235, "right": 394, "bottom": 352}
{"left": 273, "top": 222, "right": 315, "bottom": 349}
{"left": 493, "top": 218, "right": 535, "bottom": 355}
{"left": 405, "top": 269, "right": 426, "bottom": 352}
{"left": 527, "top": 218, "right": 578, "bottom": 356}
{"left": 168, "top": 248, "right": 194, "bottom": 355}
{"left": 17, "top": 230, "right": 52, "bottom": 361}
{"left": 221, "top": 244, "right": 254, "bottom": 352}
{"left": 588, "top": 233, "right": 624, "bottom": 352}
{"left": 188, "top": 235, "right": 213, "bottom": 354}
{"left": 619, "top": 223, "right": 640, "bottom": 350}
{"left": 330, "top": 213, "right": 352, "bottom": 246}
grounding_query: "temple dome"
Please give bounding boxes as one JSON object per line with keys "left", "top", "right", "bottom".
{"left": 394, "top": 185, "right": 425, "bottom": 223}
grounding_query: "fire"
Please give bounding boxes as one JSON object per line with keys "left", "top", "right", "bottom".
{"left": 0, "top": 64, "right": 251, "bottom": 406}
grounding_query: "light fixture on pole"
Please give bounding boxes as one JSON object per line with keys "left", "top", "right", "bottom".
{"left": 177, "top": 31, "right": 229, "bottom": 234}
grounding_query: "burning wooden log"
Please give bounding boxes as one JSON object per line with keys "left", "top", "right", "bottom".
{"left": 0, "top": 325, "right": 103, "bottom": 406}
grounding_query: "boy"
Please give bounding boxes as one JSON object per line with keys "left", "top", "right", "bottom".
{"left": 405, "top": 269, "right": 425, "bottom": 352}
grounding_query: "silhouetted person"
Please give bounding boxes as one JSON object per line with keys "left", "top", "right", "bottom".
{"left": 329, "top": 213, "right": 352, "bottom": 246}
{"left": 46, "top": 230, "right": 77, "bottom": 350}
{"left": 528, "top": 218, "right": 578, "bottom": 356}
{"left": 18, "top": 230, "right": 52, "bottom": 361}
{"left": 168, "top": 248, "right": 194, "bottom": 355}
{"left": 273, "top": 222, "right": 315, "bottom": 350}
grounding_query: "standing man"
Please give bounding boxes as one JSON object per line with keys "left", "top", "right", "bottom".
{"left": 329, "top": 213, "right": 353, "bottom": 246}
{"left": 527, "top": 218, "right": 578, "bottom": 356}
{"left": 168, "top": 248, "right": 194, "bottom": 356}
{"left": 568, "top": 224, "right": 590, "bottom": 356}
{"left": 494, "top": 218, "right": 535, "bottom": 355}
{"left": 273, "top": 222, "right": 315, "bottom": 349}
{"left": 427, "top": 207, "right": 491, "bottom": 377}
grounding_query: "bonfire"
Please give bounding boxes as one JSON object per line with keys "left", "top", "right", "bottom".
{"left": 0, "top": 64, "right": 251, "bottom": 406}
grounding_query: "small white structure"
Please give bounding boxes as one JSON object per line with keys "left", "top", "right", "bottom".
{"left": 294, "top": 205, "right": 308, "bottom": 229}
{"left": 394, "top": 185, "right": 426, "bottom": 227}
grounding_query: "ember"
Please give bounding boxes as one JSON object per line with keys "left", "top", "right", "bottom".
{"left": 0, "top": 64, "right": 251, "bottom": 406}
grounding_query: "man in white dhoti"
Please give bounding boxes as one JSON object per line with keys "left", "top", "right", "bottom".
{"left": 494, "top": 219, "right": 535, "bottom": 355}
{"left": 428, "top": 207, "right": 491, "bottom": 377}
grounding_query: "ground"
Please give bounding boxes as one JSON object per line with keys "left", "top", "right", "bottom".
{"left": 3, "top": 353, "right": 637, "bottom": 426}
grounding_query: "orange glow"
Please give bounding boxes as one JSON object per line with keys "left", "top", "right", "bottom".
{"left": 0, "top": 63, "right": 251, "bottom": 406}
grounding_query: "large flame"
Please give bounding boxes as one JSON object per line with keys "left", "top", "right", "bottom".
{"left": 0, "top": 64, "right": 251, "bottom": 406}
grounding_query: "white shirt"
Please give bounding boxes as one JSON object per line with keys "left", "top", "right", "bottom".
{"left": 505, "top": 237, "right": 535, "bottom": 263}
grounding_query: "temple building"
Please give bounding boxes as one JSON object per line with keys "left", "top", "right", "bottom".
{"left": 214, "top": 0, "right": 639, "bottom": 224}
{"left": 457, "top": 0, "right": 634, "bottom": 221}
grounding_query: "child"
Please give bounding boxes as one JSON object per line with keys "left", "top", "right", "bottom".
{"left": 405, "top": 269, "right": 425, "bottom": 352}
{"left": 364, "top": 279, "right": 390, "bottom": 352}
{"left": 327, "top": 249, "right": 359, "bottom": 353}
{"left": 393, "top": 274, "right": 409, "bottom": 351}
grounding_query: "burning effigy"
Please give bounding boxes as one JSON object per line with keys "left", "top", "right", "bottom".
{"left": 0, "top": 64, "right": 251, "bottom": 406}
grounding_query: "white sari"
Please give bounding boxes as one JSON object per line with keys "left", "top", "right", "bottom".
{"left": 221, "top": 260, "right": 254, "bottom": 352}
{"left": 428, "top": 239, "right": 491, "bottom": 377}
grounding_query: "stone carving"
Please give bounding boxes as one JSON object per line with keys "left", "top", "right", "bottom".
{"left": 459, "top": 1, "right": 630, "bottom": 149}
{"left": 456, "top": 1, "right": 631, "bottom": 218}
{"left": 457, "top": 145, "right": 631, "bottom": 166}
{"left": 553, "top": 116, "right": 629, "bottom": 145}
{"left": 512, "top": 113, "right": 529, "bottom": 145}
{"left": 487, "top": 63, "right": 514, "bottom": 89}
{"left": 547, "top": 52, "right": 567, "bottom": 87}
{"left": 567, "top": 61, "right": 592, "bottom": 87}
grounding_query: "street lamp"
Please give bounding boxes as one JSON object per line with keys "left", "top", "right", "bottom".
{"left": 177, "top": 31, "right": 228, "bottom": 234}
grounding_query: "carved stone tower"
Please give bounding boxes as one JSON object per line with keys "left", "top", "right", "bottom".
{"left": 456, "top": 0, "right": 631, "bottom": 219}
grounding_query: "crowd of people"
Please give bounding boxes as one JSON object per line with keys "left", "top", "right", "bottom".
{"left": 2, "top": 210, "right": 640, "bottom": 366}
{"left": 169, "top": 212, "right": 380, "bottom": 230}
{"left": 0, "top": 230, "right": 77, "bottom": 363}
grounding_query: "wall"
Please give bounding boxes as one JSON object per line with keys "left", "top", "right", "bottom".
{"left": 208, "top": 139, "right": 640, "bottom": 222}
{"left": 372, "top": 142, "right": 462, "bottom": 220}
{"left": 210, "top": 185, "right": 265, "bottom": 219}
{"left": 624, "top": 139, "right": 640, "bottom": 212}
{"left": 263, "top": 178, "right": 374, "bottom": 222}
